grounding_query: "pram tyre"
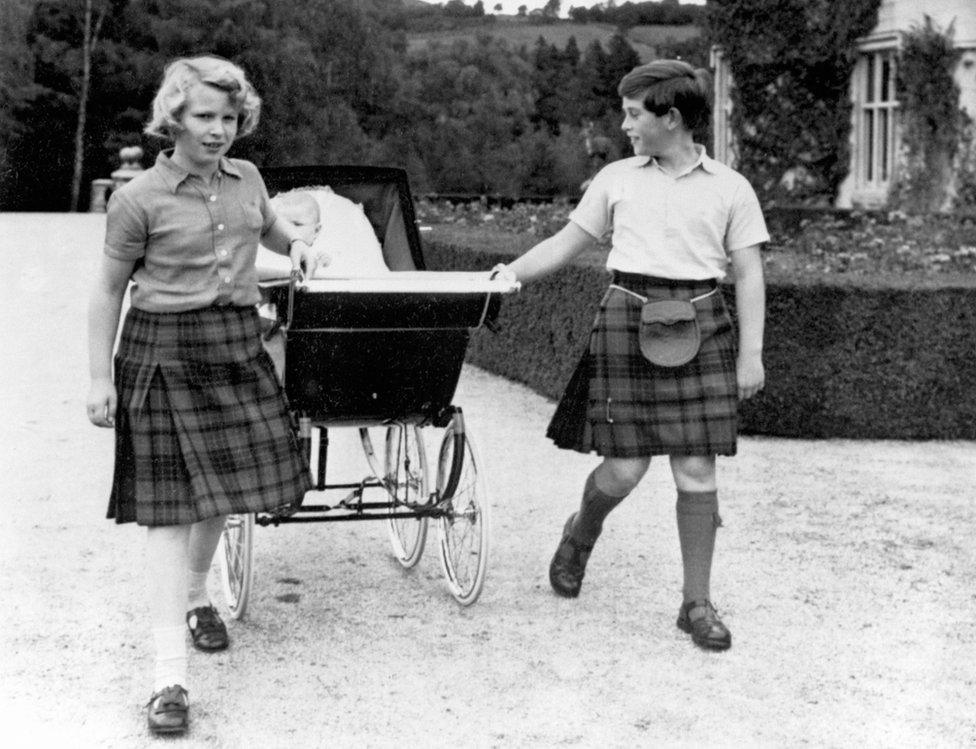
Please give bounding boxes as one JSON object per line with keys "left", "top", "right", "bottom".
{"left": 361, "top": 425, "right": 430, "bottom": 568}
{"left": 219, "top": 513, "right": 254, "bottom": 620}
{"left": 436, "top": 416, "right": 489, "bottom": 606}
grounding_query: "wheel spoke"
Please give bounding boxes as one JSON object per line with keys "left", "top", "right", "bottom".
{"left": 437, "top": 420, "right": 489, "bottom": 605}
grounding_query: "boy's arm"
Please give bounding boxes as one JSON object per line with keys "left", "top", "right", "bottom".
{"left": 506, "top": 222, "right": 595, "bottom": 284}
{"left": 729, "top": 244, "right": 765, "bottom": 400}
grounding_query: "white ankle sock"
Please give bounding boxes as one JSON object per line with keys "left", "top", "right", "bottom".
{"left": 186, "top": 569, "right": 211, "bottom": 611}
{"left": 153, "top": 625, "right": 187, "bottom": 693}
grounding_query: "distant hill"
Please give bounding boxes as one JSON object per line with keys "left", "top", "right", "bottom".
{"left": 405, "top": 20, "right": 702, "bottom": 61}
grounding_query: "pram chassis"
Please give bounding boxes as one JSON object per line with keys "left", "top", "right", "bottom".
{"left": 217, "top": 166, "right": 512, "bottom": 612}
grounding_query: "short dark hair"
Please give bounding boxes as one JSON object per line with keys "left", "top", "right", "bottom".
{"left": 617, "top": 60, "right": 711, "bottom": 131}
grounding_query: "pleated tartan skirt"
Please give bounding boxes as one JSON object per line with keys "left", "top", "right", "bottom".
{"left": 546, "top": 272, "right": 738, "bottom": 458}
{"left": 108, "top": 305, "right": 313, "bottom": 526}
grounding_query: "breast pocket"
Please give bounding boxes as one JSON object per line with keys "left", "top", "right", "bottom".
{"left": 236, "top": 198, "right": 264, "bottom": 232}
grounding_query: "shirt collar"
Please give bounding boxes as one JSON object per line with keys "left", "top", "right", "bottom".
{"left": 155, "top": 150, "right": 243, "bottom": 193}
{"left": 641, "top": 144, "right": 720, "bottom": 177}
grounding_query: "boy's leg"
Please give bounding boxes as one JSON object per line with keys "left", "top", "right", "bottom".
{"left": 550, "top": 457, "right": 649, "bottom": 597}
{"left": 185, "top": 515, "right": 229, "bottom": 651}
{"left": 670, "top": 455, "right": 731, "bottom": 650}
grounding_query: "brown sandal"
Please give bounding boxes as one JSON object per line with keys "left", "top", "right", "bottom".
{"left": 677, "top": 599, "right": 732, "bottom": 651}
{"left": 186, "top": 605, "right": 228, "bottom": 652}
{"left": 147, "top": 684, "right": 188, "bottom": 735}
{"left": 548, "top": 513, "right": 595, "bottom": 598}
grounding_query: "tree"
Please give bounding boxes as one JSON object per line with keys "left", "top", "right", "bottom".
{"left": 70, "top": 0, "right": 107, "bottom": 211}
{"left": 395, "top": 35, "right": 535, "bottom": 194}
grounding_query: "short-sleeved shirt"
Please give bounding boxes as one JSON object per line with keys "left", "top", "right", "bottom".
{"left": 569, "top": 147, "right": 769, "bottom": 281}
{"left": 104, "top": 151, "right": 278, "bottom": 312}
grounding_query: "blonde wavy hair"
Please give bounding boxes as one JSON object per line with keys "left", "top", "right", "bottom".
{"left": 144, "top": 56, "right": 262, "bottom": 139}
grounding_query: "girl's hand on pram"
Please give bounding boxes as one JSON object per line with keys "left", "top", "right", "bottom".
{"left": 87, "top": 377, "right": 117, "bottom": 428}
{"left": 290, "top": 238, "right": 330, "bottom": 280}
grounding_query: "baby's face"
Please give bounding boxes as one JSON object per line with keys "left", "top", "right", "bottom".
{"left": 274, "top": 199, "right": 320, "bottom": 246}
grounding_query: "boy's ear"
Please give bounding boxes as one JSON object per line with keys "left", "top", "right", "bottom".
{"left": 667, "top": 107, "right": 683, "bottom": 130}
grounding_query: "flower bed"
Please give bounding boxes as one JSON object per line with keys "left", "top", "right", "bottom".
{"left": 415, "top": 198, "right": 976, "bottom": 280}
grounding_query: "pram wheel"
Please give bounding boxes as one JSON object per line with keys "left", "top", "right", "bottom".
{"left": 360, "top": 425, "right": 430, "bottom": 568}
{"left": 436, "top": 412, "right": 490, "bottom": 606}
{"left": 384, "top": 424, "right": 430, "bottom": 568}
{"left": 219, "top": 513, "right": 254, "bottom": 620}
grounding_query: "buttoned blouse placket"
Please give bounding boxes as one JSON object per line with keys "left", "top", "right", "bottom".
{"left": 196, "top": 171, "right": 233, "bottom": 304}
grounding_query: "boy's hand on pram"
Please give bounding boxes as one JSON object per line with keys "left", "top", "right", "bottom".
{"left": 87, "top": 377, "right": 117, "bottom": 428}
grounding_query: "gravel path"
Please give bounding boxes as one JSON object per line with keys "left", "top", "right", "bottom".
{"left": 1, "top": 213, "right": 974, "bottom": 748}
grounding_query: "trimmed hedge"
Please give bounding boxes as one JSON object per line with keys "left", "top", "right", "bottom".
{"left": 424, "top": 235, "right": 976, "bottom": 440}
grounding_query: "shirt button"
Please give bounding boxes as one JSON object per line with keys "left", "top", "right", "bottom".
{"left": 217, "top": 223, "right": 225, "bottom": 231}
{"left": 223, "top": 276, "right": 231, "bottom": 284}
{"left": 220, "top": 250, "right": 228, "bottom": 257}
{"left": 209, "top": 195, "right": 217, "bottom": 202}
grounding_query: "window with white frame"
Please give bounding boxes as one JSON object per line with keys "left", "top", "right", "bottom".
{"left": 854, "top": 48, "right": 899, "bottom": 195}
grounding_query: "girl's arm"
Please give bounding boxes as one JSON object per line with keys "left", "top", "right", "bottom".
{"left": 262, "top": 218, "right": 321, "bottom": 278}
{"left": 729, "top": 244, "right": 765, "bottom": 400}
{"left": 86, "top": 255, "right": 136, "bottom": 427}
{"left": 505, "top": 222, "right": 595, "bottom": 285}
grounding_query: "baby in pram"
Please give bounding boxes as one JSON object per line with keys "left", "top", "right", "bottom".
{"left": 257, "top": 186, "right": 390, "bottom": 377}
{"left": 256, "top": 186, "right": 390, "bottom": 280}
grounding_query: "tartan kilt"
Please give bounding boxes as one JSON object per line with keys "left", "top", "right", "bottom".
{"left": 108, "top": 305, "right": 312, "bottom": 526}
{"left": 546, "top": 273, "right": 738, "bottom": 458}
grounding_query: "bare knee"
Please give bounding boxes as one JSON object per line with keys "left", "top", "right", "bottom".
{"left": 595, "top": 457, "right": 651, "bottom": 496}
{"left": 669, "top": 455, "right": 716, "bottom": 492}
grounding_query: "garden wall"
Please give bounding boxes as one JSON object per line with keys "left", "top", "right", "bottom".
{"left": 425, "top": 237, "right": 976, "bottom": 440}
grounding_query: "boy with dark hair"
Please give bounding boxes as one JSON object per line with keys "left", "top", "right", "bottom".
{"left": 494, "top": 60, "right": 768, "bottom": 650}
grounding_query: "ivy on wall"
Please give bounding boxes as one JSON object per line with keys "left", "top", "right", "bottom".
{"left": 893, "top": 16, "right": 970, "bottom": 212}
{"left": 706, "top": 0, "right": 882, "bottom": 205}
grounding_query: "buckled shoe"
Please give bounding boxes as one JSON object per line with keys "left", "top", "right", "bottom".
{"left": 147, "top": 684, "right": 188, "bottom": 735}
{"left": 677, "top": 599, "right": 732, "bottom": 651}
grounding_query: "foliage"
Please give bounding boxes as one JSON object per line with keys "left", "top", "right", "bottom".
{"left": 1, "top": 0, "right": 658, "bottom": 209}
{"left": 415, "top": 199, "right": 976, "bottom": 277}
{"left": 390, "top": 35, "right": 536, "bottom": 194}
{"left": 707, "top": 0, "right": 882, "bottom": 205}
{"left": 568, "top": 1, "right": 706, "bottom": 28}
{"left": 0, "top": 0, "right": 38, "bottom": 207}
{"left": 893, "top": 16, "right": 965, "bottom": 212}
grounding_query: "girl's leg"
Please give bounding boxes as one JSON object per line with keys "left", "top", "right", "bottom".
{"left": 186, "top": 515, "right": 228, "bottom": 610}
{"left": 669, "top": 455, "right": 730, "bottom": 650}
{"left": 145, "top": 524, "right": 192, "bottom": 692}
{"left": 185, "top": 515, "right": 230, "bottom": 652}
{"left": 550, "top": 457, "right": 650, "bottom": 597}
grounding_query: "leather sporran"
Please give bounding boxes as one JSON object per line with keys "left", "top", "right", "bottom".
{"left": 638, "top": 299, "right": 700, "bottom": 367}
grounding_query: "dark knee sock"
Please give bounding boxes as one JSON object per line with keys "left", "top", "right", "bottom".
{"left": 676, "top": 489, "right": 721, "bottom": 603}
{"left": 570, "top": 470, "right": 627, "bottom": 546}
